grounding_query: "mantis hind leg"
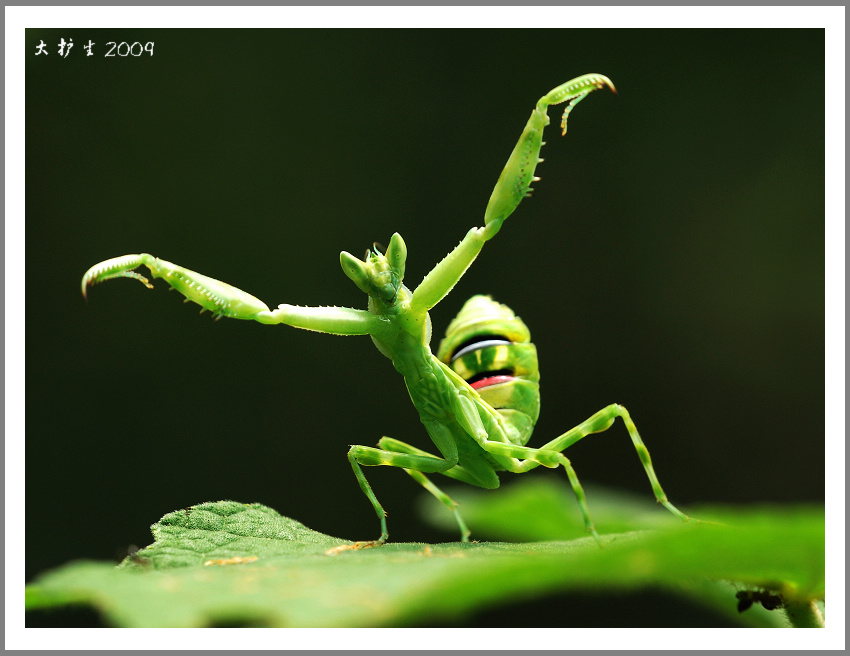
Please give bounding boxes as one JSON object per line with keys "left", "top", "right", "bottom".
{"left": 482, "top": 439, "right": 601, "bottom": 541}
{"left": 537, "top": 404, "right": 692, "bottom": 523}
{"left": 480, "top": 404, "right": 691, "bottom": 542}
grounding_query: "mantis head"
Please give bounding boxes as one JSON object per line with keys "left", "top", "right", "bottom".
{"left": 340, "top": 232, "right": 407, "bottom": 304}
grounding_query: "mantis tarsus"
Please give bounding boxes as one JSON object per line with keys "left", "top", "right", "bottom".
{"left": 82, "top": 74, "right": 692, "bottom": 550}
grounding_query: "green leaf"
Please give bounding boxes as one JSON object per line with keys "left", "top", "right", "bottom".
{"left": 117, "top": 500, "right": 345, "bottom": 569}
{"left": 25, "top": 484, "right": 824, "bottom": 628}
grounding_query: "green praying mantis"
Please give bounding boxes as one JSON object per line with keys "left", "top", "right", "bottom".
{"left": 82, "top": 74, "right": 692, "bottom": 550}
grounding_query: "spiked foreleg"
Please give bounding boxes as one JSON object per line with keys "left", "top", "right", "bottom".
{"left": 483, "top": 74, "right": 616, "bottom": 239}
{"left": 411, "top": 227, "right": 487, "bottom": 312}
{"left": 254, "top": 303, "right": 389, "bottom": 336}
{"left": 81, "top": 253, "right": 271, "bottom": 319}
{"left": 410, "top": 75, "right": 616, "bottom": 315}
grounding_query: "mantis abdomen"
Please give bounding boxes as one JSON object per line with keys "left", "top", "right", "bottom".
{"left": 438, "top": 295, "right": 540, "bottom": 447}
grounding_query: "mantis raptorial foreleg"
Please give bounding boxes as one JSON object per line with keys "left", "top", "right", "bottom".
{"left": 412, "top": 74, "right": 615, "bottom": 313}
{"left": 81, "top": 254, "right": 271, "bottom": 319}
{"left": 482, "top": 74, "right": 615, "bottom": 238}
{"left": 253, "top": 304, "right": 387, "bottom": 336}
{"left": 82, "top": 254, "right": 391, "bottom": 336}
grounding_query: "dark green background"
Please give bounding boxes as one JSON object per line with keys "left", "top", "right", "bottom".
{"left": 26, "top": 29, "right": 824, "bottom": 625}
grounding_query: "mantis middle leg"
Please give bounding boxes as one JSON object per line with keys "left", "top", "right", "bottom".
{"left": 377, "top": 436, "right": 509, "bottom": 542}
{"left": 346, "top": 443, "right": 455, "bottom": 547}
{"left": 343, "top": 430, "right": 505, "bottom": 549}
{"left": 343, "top": 418, "right": 462, "bottom": 548}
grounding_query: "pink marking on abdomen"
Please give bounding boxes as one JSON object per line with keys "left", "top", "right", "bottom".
{"left": 470, "top": 375, "right": 515, "bottom": 390}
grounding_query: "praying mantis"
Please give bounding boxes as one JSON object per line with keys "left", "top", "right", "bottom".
{"left": 82, "top": 74, "right": 692, "bottom": 549}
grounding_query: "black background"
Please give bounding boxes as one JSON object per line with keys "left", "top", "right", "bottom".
{"left": 25, "top": 28, "right": 825, "bottom": 626}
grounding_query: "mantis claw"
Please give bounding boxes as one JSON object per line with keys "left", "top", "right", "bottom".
{"left": 483, "top": 73, "right": 616, "bottom": 239}
{"left": 536, "top": 74, "right": 616, "bottom": 136}
{"left": 81, "top": 254, "right": 153, "bottom": 300}
{"left": 81, "top": 253, "right": 270, "bottom": 320}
